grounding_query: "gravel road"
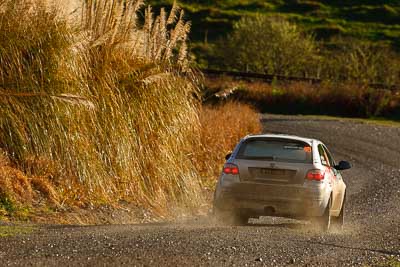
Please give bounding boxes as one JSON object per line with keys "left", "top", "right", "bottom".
{"left": 1, "top": 115, "right": 399, "bottom": 266}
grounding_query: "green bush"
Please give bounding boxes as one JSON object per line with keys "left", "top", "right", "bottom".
{"left": 215, "top": 14, "right": 320, "bottom": 77}
{"left": 322, "top": 39, "right": 400, "bottom": 85}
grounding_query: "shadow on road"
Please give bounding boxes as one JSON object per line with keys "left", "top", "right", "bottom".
{"left": 246, "top": 222, "right": 304, "bottom": 230}
{"left": 305, "top": 240, "right": 400, "bottom": 256}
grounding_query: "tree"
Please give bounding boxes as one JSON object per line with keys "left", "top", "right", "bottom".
{"left": 217, "top": 14, "right": 319, "bottom": 77}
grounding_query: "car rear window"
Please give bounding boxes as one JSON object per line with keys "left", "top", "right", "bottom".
{"left": 236, "top": 138, "right": 313, "bottom": 163}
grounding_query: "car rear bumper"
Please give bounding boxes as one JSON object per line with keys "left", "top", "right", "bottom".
{"left": 214, "top": 182, "right": 328, "bottom": 217}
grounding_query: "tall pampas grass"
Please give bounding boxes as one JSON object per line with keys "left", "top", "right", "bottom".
{"left": 0, "top": 0, "right": 202, "bottom": 217}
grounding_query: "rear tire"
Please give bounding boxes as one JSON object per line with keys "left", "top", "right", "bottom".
{"left": 232, "top": 212, "right": 249, "bottom": 226}
{"left": 213, "top": 207, "right": 248, "bottom": 226}
{"left": 316, "top": 197, "right": 332, "bottom": 232}
{"left": 332, "top": 195, "right": 345, "bottom": 230}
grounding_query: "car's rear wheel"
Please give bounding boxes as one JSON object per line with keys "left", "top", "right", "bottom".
{"left": 232, "top": 212, "right": 249, "bottom": 226}
{"left": 213, "top": 207, "right": 248, "bottom": 226}
{"left": 332, "top": 194, "right": 345, "bottom": 229}
{"left": 316, "top": 197, "right": 332, "bottom": 232}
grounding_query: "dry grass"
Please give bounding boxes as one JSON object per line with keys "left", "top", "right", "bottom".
{"left": 0, "top": 150, "right": 57, "bottom": 218}
{"left": 198, "top": 102, "right": 261, "bottom": 183}
{"left": 0, "top": 0, "right": 202, "bottom": 220}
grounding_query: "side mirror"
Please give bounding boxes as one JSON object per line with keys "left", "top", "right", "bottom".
{"left": 225, "top": 153, "right": 232, "bottom": 160}
{"left": 335, "top": 161, "right": 352, "bottom": 171}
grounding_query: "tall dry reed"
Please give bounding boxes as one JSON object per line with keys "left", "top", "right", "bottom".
{"left": 0, "top": 0, "right": 202, "bottom": 217}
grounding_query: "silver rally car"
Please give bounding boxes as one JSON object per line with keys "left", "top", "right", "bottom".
{"left": 213, "top": 134, "right": 351, "bottom": 231}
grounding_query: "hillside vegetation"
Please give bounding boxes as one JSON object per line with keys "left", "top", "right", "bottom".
{"left": 148, "top": 0, "right": 400, "bottom": 68}
{"left": 149, "top": 0, "right": 400, "bottom": 44}
{"left": 146, "top": 1, "right": 400, "bottom": 120}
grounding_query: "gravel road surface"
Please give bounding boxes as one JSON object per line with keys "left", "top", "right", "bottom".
{"left": 1, "top": 115, "right": 399, "bottom": 266}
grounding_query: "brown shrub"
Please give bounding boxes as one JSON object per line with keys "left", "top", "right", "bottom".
{"left": 30, "top": 176, "right": 59, "bottom": 206}
{"left": 204, "top": 77, "right": 400, "bottom": 118}
{"left": 0, "top": 150, "right": 60, "bottom": 212}
{"left": 198, "top": 102, "right": 261, "bottom": 181}
{"left": 0, "top": 157, "right": 33, "bottom": 207}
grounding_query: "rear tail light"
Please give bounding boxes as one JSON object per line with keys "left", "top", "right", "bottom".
{"left": 223, "top": 163, "right": 239, "bottom": 175}
{"left": 306, "top": 169, "right": 325, "bottom": 181}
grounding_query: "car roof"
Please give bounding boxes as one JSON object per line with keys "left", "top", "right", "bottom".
{"left": 243, "top": 134, "right": 320, "bottom": 145}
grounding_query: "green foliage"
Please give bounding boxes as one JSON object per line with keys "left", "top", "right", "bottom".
{"left": 340, "top": 5, "right": 400, "bottom": 25}
{"left": 321, "top": 39, "right": 400, "bottom": 85}
{"left": 380, "top": 257, "right": 400, "bottom": 267}
{"left": 0, "top": 196, "right": 15, "bottom": 214}
{"left": 215, "top": 15, "right": 318, "bottom": 76}
{"left": 0, "top": 225, "right": 36, "bottom": 237}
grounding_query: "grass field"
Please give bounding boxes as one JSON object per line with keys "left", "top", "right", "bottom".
{"left": 149, "top": 0, "right": 400, "bottom": 44}
{"left": 0, "top": 225, "right": 36, "bottom": 237}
